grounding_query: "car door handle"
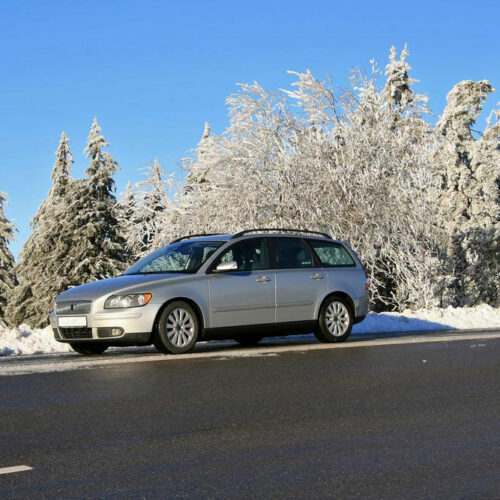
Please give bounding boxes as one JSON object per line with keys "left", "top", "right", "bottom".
{"left": 310, "top": 273, "right": 324, "bottom": 280}
{"left": 256, "top": 275, "right": 271, "bottom": 283}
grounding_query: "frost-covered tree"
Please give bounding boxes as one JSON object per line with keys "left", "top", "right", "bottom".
{"left": 184, "top": 122, "right": 213, "bottom": 193}
{"left": 0, "top": 188, "right": 16, "bottom": 326}
{"left": 7, "top": 132, "right": 74, "bottom": 327}
{"left": 136, "top": 122, "right": 218, "bottom": 251}
{"left": 121, "top": 159, "right": 174, "bottom": 256}
{"left": 138, "top": 159, "right": 169, "bottom": 251}
{"left": 434, "top": 81, "right": 500, "bottom": 306}
{"left": 166, "top": 48, "right": 445, "bottom": 310}
{"left": 58, "top": 118, "right": 129, "bottom": 282}
{"left": 383, "top": 45, "right": 421, "bottom": 112}
{"left": 118, "top": 181, "right": 140, "bottom": 257}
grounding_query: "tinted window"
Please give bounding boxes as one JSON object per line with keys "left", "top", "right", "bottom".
{"left": 308, "top": 240, "right": 355, "bottom": 267}
{"left": 212, "top": 238, "right": 269, "bottom": 271}
{"left": 269, "top": 238, "right": 313, "bottom": 269}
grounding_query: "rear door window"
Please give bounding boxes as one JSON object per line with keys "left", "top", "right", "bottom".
{"left": 269, "top": 238, "right": 314, "bottom": 269}
{"left": 307, "top": 240, "right": 356, "bottom": 267}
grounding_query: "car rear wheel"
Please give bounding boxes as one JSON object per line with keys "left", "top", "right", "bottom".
{"left": 70, "top": 342, "right": 108, "bottom": 355}
{"left": 234, "top": 334, "right": 264, "bottom": 347}
{"left": 154, "top": 301, "right": 200, "bottom": 354}
{"left": 314, "top": 296, "right": 353, "bottom": 343}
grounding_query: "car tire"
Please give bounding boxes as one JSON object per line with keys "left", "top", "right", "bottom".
{"left": 70, "top": 342, "right": 108, "bottom": 355}
{"left": 234, "top": 334, "right": 264, "bottom": 347}
{"left": 314, "top": 296, "right": 353, "bottom": 343}
{"left": 154, "top": 301, "right": 200, "bottom": 354}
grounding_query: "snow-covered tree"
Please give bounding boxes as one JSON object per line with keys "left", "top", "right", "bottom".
{"left": 58, "top": 118, "right": 129, "bottom": 282}
{"left": 167, "top": 48, "right": 446, "bottom": 310}
{"left": 0, "top": 188, "right": 16, "bottom": 326}
{"left": 121, "top": 159, "right": 174, "bottom": 256}
{"left": 7, "top": 132, "right": 74, "bottom": 327}
{"left": 434, "top": 81, "right": 500, "bottom": 306}
{"left": 384, "top": 45, "right": 416, "bottom": 111}
{"left": 184, "top": 122, "right": 213, "bottom": 193}
{"left": 7, "top": 45, "right": 499, "bottom": 326}
{"left": 118, "top": 181, "right": 140, "bottom": 256}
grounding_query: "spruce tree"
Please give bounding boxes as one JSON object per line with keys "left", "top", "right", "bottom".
{"left": 7, "top": 132, "right": 74, "bottom": 327}
{"left": 178, "top": 122, "right": 217, "bottom": 237}
{"left": 184, "top": 122, "right": 213, "bottom": 193}
{"left": 383, "top": 45, "right": 415, "bottom": 110}
{"left": 0, "top": 188, "right": 16, "bottom": 326}
{"left": 59, "top": 118, "right": 129, "bottom": 282}
{"left": 139, "top": 159, "right": 167, "bottom": 252}
{"left": 434, "top": 81, "right": 500, "bottom": 306}
{"left": 118, "top": 181, "right": 140, "bottom": 256}
{"left": 121, "top": 160, "right": 170, "bottom": 256}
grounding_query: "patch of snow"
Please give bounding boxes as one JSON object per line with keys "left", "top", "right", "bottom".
{"left": 1, "top": 305, "right": 500, "bottom": 358}
{"left": 0, "top": 324, "right": 71, "bottom": 356}
{"left": 353, "top": 304, "right": 500, "bottom": 334}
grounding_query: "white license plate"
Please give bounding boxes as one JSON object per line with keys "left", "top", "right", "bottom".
{"left": 58, "top": 316, "right": 87, "bottom": 328}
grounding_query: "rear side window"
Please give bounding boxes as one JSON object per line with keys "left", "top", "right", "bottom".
{"left": 307, "top": 240, "right": 356, "bottom": 267}
{"left": 212, "top": 238, "right": 269, "bottom": 271}
{"left": 269, "top": 238, "right": 313, "bottom": 269}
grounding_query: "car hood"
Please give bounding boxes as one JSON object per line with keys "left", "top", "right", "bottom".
{"left": 56, "top": 273, "right": 188, "bottom": 301}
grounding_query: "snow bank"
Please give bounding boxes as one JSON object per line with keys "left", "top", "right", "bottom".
{"left": 353, "top": 304, "right": 500, "bottom": 334}
{"left": 1, "top": 305, "right": 500, "bottom": 357}
{"left": 0, "top": 324, "right": 72, "bottom": 356}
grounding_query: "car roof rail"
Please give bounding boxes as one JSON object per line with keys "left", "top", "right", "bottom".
{"left": 231, "top": 228, "right": 332, "bottom": 239}
{"left": 171, "top": 233, "right": 226, "bottom": 243}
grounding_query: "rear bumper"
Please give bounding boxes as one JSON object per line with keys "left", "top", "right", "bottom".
{"left": 49, "top": 304, "right": 161, "bottom": 345}
{"left": 354, "top": 292, "right": 369, "bottom": 318}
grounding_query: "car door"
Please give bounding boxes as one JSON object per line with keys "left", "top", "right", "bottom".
{"left": 208, "top": 237, "right": 276, "bottom": 328}
{"left": 269, "top": 237, "right": 327, "bottom": 324}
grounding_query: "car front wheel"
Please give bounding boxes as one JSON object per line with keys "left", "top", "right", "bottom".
{"left": 314, "top": 296, "right": 353, "bottom": 343}
{"left": 154, "top": 301, "right": 200, "bottom": 354}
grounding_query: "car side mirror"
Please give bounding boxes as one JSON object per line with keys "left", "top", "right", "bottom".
{"left": 214, "top": 261, "right": 238, "bottom": 272}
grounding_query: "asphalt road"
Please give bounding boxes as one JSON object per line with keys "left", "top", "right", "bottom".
{"left": 1, "top": 335, "right": 500, "bottom": 499}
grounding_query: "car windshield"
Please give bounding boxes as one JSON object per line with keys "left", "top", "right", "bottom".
{"left": 123, "top": 240, "right": 224, "bottom": 275}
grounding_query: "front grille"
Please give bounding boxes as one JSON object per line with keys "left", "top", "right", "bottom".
{"left": 56, "top": 301, "right": 92, "bottom": 315}
{"left": 59, "top": 327, "right": 93, "bottom": 339}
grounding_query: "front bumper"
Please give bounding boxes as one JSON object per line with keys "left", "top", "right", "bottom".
{"left": 50, "top": 303, "right": 162, "bottom": 345}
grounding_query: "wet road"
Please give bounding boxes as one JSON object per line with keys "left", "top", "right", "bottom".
{"left": 1, "top": 333, "right": 500, "bottom": 498}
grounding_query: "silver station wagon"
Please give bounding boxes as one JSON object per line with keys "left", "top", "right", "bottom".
{"left": 50, "top": 229, "right": 370, "bottom": 355}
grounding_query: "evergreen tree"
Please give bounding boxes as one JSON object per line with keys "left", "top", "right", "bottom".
{"left": 121, "top": 160, "right": 174, "bottom": 256}
{"left": 59, "top": 118, "right": 129, "bottom": 282}
{"left": 176, "top": 122, "right": 218, "bottom": 239}
{"left": 139, "top": 159, "right": 168, "bottom": 252}
{"left": 7, "top": 132, "right": 74, "bottom": 327}
{"left": 184, "top": 122, "right": 213, "bottom": 193}
{"left": 434, "top": 80, "right": 500, "bottom": 306}
{"left": 383, "top": 45, "right": 415, "bottom": 109}
{"left": 0, "top": 188, "right": 16, "bottom": 326}
{"left": 118, "top": 181, "right": 139, "bottom": 256}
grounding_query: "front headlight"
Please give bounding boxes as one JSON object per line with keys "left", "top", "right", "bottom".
{"left": 104, "top": 293, "right": 152, "bottom": 309}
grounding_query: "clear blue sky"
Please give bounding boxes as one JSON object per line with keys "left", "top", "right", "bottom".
{"left": 1, "top": 0, "right": 498, "bottom": 257}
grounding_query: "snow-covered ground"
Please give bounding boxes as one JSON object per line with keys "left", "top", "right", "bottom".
{"left": 1, "top": 304, "right": 500, "bottom": 357}
{"left": 0, "top": 325, "right": 72, "bottom": 357}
